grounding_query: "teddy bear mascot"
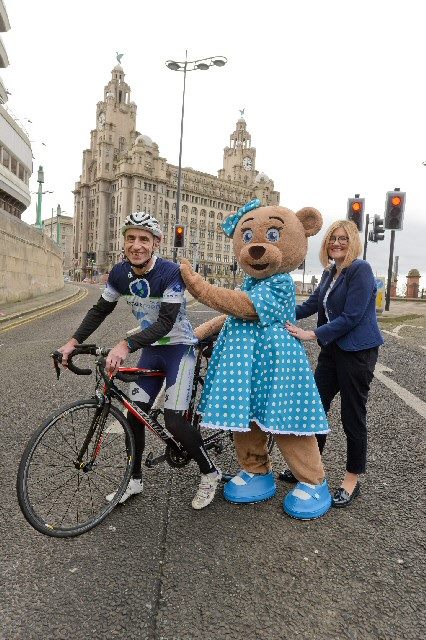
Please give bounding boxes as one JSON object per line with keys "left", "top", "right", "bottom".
{"left": 180, "top": 198, "right": 332, "bottom": 519}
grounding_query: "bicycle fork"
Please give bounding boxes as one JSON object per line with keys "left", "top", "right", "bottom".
{"left": 74, "top": 395, "right": 110, "bottom": 472}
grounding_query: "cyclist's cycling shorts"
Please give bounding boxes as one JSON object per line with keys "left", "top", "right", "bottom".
{"left": 129, "top": 344, "right": 196, "bottom": 411}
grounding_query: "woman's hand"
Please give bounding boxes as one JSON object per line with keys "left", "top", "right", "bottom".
{"left": 285, "top": 321, "right": 316, "bottom": 341}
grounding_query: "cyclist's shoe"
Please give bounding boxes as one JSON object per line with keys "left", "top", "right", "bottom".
{"left": 192, "top": 469, "right": 222, "bottom": 510}
{"left": 283, "top": 479, "right": 332, "bottom": 520}
{"left": 224, "top": 470, "right": 276, "bottom": 503}
{"left": 106, "top": 478, "right": 143, "bottom": 504}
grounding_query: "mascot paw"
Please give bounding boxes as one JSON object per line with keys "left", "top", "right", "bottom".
{"left": 283, "top": 479, "right": 332, "bottom": 520}
{"left": 180, "top": 258, "right": 194, "bottom": 275}
{"left": 224, "top": 470, "right": 276, "bottom": 504}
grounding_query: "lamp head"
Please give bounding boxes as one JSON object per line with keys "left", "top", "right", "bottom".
{"left": 212, "top": 57, "right": 227, "bottom": 67}
{"left": 166, "top": 61, "right": 181, "bottom": 71}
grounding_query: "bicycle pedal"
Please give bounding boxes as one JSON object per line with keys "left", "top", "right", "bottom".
{"left": 145, "top": 452, "right": 166, "bottom": 468}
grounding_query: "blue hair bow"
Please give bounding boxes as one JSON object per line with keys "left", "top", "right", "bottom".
{"left": 221, "top": 198, "right": 261, "bottom": 238}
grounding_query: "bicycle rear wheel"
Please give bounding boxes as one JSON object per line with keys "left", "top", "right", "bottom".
{"left": 17, "top": 399, "right": 135, "bottom": 538}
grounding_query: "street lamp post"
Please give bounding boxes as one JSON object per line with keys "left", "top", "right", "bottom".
{"left": 165, "top": 53, "right": 227, "bottom": 262}
{"left": 32, "top": 165, "right": 53, "bottom": 230}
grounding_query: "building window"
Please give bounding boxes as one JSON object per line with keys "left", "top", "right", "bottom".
{"left": 2, "top": 148, "right": 10, "bottom": 169}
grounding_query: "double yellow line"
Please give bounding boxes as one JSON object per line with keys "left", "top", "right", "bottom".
{"left": 0, "top": 288, "right": 88, "bottom": 334}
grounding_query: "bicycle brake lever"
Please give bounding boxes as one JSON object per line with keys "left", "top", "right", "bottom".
{"left": 51, "top": 351, "right": 62, "bottom": 380}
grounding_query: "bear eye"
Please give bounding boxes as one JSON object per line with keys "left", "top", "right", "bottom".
{"left": 266, "top": 227, "right": 280, "bottom": 242}
{"left": 242, "top": 229, "right": 253, "bottom": 243}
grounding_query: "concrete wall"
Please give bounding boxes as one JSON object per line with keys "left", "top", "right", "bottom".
{"left": 0, "top": 209, "right": 63, "bottom": 304}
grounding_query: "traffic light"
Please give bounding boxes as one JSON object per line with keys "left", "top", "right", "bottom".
{"left": 347, "top": 196, "right": 365, "bottom": 232}
{"left": 230, "top": 260, "right": 238, "bottom": 273}
{"left": 369, "top": 215, "right": 385, "bottom": 243}
{"left": 173, "top": 224, "right": 185, "bottom": 248}
{"left": 384, "top": 190, "right": 406, "bottom": 230}
{"left": 86, "top": 251, "right": 96, "bottom": 262}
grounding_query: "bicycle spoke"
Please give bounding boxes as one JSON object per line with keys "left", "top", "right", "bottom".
{"left": 37, "top": 441, "right": 76, "bottom": 464}
{"left": 54, "top": 422, "right": 80, "bottom": 457}
{"left": 29, "top": 466, "right": 76, "bottom": 485}
{"left": 90, "top": 466, "right": 125, "bottom": 485}
{"left": 96, "top": 434, "right": 125, "bottom": 452}
{"left": 38, "top": 474, "right": 76, "bottom": 518}
{"left": 58, "top": 481, "right": 82, "bottom": 526}
{"left": 86, "top": 474, "right": 96, "bottom": 517}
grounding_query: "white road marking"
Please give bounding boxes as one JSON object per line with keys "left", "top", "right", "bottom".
{"left": 105, "top": 420, "right": 124, "bottom": 434}
{"left": 374, "top": 363, "right": 426, "bottom": 420}
{"left": 388, "top": 324, "right": 422, "bottom": 336}
{"left": 381, "top": 329, "right": 403, "bottom": 339}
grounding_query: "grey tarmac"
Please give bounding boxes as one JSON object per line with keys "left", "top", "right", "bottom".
{"left": 0, "top": 284, "right": 424, "bottom": 640}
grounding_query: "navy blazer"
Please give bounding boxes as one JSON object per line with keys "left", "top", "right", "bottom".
{"left": 296, "top": 259, "right": 384, "bottom": 351}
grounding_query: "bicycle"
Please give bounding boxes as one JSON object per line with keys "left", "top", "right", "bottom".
{"left": 17, "top": 338, "right": 274, "bottom": 538}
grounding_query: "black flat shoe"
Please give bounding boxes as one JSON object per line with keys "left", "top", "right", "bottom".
{"left": 278, "top": 469, "right": 297, "bottom": 483}
{"left": 332, "top": 482, "right": 361, "bottom": 508}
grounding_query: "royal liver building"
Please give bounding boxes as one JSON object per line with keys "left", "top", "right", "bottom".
{"left": 73, "top": 64, "right": 279, "bottom": 284}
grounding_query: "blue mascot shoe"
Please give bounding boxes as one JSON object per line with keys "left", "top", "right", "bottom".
{"left": 224, "top": 470, "right": 276, "bottom": 504}
{"left": 283, "top": 479, "right": 332, "bottom": 519}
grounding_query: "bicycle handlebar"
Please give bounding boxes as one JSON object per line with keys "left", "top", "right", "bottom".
{"left": 51, "top": 345, "right": 108, "bottom": 379}
{"left": 51, "top": 345, "right": 164, "bottom": 383}
{"left": 52, "top": 335, "right": 218, "bottom": 381}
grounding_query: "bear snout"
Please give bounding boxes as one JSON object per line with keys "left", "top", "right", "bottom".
{"left": 248, "top": 245, "right": 266, "bottom": 260}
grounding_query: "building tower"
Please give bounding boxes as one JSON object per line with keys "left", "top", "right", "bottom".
{"left": 73, "top": 63, "right": 138, "bottom": 274}
{"left": 73, "top": 67, "right": 279, "bottom": 284}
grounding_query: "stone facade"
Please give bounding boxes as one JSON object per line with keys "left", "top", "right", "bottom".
{"left": 73, "top": 65, "right": 280, "bottom": 284}
{"left": 42, "top": 212, "right": 74, "bottom": 274}
{"left": 0, "top": 209, "right": 63, "bottom": 304}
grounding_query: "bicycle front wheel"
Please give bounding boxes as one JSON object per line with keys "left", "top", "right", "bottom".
{"left": 17, "top": 399, "right": 135, "bottom": 538}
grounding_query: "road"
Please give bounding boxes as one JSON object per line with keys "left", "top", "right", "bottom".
{"left": 1, "top": 284, "right": 425, "bottom": 640}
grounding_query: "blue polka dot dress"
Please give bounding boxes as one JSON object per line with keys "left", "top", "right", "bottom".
{"left": 198, "top": 273, "right": 329, "bottom": 435}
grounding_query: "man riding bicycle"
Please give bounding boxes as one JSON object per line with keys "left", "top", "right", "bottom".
{"left": 58, "top": 211, "right": 221, "bottom": 509}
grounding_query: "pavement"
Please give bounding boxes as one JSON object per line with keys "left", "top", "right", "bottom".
{"left": 0, "top": 283, "right": 87, "bottom": 333}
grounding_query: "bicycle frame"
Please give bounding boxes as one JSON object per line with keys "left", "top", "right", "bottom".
{"left": 53, "top": 340, "right": 222, "bottom": 471}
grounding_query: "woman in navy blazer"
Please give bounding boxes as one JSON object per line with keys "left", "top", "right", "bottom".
{"left": 285, "top": 220, "right": 384, "bottom": 507}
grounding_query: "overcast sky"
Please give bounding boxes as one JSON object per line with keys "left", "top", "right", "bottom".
{"left": 3, "top": 0, "right": 426, "bottom": 289}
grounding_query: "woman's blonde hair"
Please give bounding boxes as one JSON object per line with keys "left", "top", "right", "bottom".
{"left": 319, "top": 220, "right": 362, "bottom": 269}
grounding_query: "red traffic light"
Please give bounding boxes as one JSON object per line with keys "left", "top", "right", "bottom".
{"left": 173, "top": 224, "right": 186, "bottom": 248}
{"left": 385, "top": 190, "right": 405, "bottom": 231}
{"left": 347, "top": 197, "right": 365, "bottom": 231}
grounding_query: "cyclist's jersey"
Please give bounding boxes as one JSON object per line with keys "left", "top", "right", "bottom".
{"left": 102, "top": 257, "right": 197, "bottom": 346}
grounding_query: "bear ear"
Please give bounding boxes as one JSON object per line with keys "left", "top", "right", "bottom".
{"left": 296, "top": 207, "right": 323, "bottom": 237}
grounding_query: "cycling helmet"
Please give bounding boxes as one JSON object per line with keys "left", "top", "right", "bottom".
{"left": 121, "top": 211, "right": 162, "bottom": 239}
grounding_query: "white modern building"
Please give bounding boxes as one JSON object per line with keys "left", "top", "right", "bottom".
{"left": 0, "top": 1, "right": 32, "bottom": 219}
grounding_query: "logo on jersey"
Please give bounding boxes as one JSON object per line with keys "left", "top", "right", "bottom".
{"left": 172, "top": 282, "right": 183, "bottom": 293}
{"left": 129, "top": 278, "right": 150, "bottom": 298}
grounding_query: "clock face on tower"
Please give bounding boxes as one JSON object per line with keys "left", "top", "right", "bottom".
{"left": 242, "top": 156, "right": 253, "bottom": 171}
{"left": 97, "top": 112, "right": 106, "bottom": 131}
